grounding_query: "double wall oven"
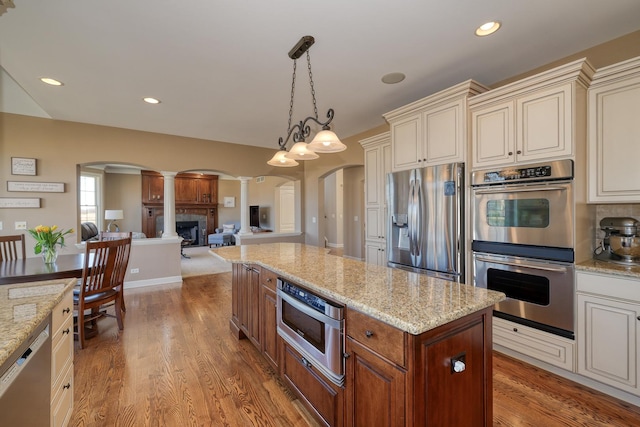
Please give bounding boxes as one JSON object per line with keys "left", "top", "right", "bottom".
{"left": 276, "top": 279, "right": 345, "bottom": 386}
{"left": 472, "top": 159, "right": 575, "bottom": 339}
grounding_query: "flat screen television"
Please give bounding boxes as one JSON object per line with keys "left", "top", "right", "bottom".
{"left": 250, "top": 205, "right": 260, "bottom": 228}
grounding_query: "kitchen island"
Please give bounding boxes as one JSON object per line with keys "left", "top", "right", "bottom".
{"left": 212, "top": 243, "right": 505, "bottom": 426}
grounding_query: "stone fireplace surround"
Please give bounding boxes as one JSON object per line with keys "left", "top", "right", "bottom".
{"left": 155, "top": 212, "right": 209, "bottom": 246}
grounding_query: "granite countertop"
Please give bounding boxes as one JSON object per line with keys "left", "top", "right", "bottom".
{"left": 576, "top": 259, "right": 640, "bottom": 280}
{"left": 211, "top": 243, "right": 505, "bottom": 335}
{"left": 0, "top": 278, "right": 76, "bottom": 366}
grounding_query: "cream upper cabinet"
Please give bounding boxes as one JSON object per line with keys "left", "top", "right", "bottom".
{"left": 470, "top": 58, "right": 594, "bottom": 169}
{"left": 361, "top": 132, "right": 391, "bottom": 265}
{"left": 576, "top": 271, "right": 640, "bottom": 396}
{"left": 385, "top": 80, "right": 488, "bottom": 172}
{"left": 588, "top": 56, "right": 640, "bottom": 202}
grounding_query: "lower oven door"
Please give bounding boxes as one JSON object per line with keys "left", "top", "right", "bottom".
{"left": 276, "top": 289, "right": 344, "bottom": 385}
{"left": 473, "top": 252, "right": 574, "bottom": 338}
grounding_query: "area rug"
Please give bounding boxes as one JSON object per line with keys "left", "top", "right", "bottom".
{"left": 181, "top": 245, "right": 232, "bottom": 278}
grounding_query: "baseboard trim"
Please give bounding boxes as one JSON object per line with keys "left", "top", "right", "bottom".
{"left": 124, "top": 275, "right": 183, "bottom": 289}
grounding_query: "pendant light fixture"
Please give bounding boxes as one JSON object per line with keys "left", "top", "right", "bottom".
{"left": 267, "top": 35, "right": 346, "bottom": 167}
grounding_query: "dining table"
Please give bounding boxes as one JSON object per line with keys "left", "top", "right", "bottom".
{"left": 0, "top": 253, "right": 86, "bottom": 285}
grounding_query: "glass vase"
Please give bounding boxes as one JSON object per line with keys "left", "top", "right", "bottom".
{"left": 42, "top": 245, "right": 59, "bottom": 264}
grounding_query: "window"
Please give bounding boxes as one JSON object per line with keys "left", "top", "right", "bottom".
{"left": 80, "top": 173, "right": 101, "bottom": 226}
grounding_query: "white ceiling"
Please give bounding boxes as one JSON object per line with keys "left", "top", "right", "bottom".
{"left": 1, "top": 1, "right": 639, "bottom": 149}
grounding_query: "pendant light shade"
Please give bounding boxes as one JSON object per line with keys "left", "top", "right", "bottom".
{"left": 284, "top": 142, "right": 319, "bottom": 160}
{"left": 267, "top": 150, "right": 299, "bottom": 167}
{"left": 307, "top": 129, "right": 346, "bottom": 153}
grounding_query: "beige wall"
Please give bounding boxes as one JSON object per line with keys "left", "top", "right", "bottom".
{"left": 104, "top": 172, "right": 143, "bottom": 233}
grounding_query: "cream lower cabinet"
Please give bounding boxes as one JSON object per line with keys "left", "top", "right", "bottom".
{"left": 51, "top": 289, "right": 74, "bottom": 427}
{"left": 470, "top": 58, "right": 593, "bottom": 169}
{"left": 588, "top": 56, "right": 640, "bottom": 202}
{"left": 361, "top": 132, "right": 391, "bottom": 266}
{"left": 492, "top": 317, "right": 575, "bottom": 371}
{"left": 577, "top": 271, "right": 640, "bottom": 396}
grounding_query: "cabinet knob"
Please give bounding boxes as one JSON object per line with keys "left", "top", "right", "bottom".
{"left": 452, "top": 360, "right": 466, "bottom": 373}
{"left": 365, "top": 330, "right": 374, "bottom": 338}
{"left": 637, "top": 316, "right": 640, "bottom": 321}
{"left": 343, "top": 352, "right": 351, "bottom": 359}
{"left": 266, "top": 278, "right": 272, "bottom": 283}
{"left": 508, "top": 151, "right": 513, "bottom": 156}
{"left": 417, "top": 159, "right": 422, "bottom": 162}
{"left": 513, "top": 327, "right": 518, "bottom": 332}
{"left": 517, "top": 150, "right": 522, "bottom": 154}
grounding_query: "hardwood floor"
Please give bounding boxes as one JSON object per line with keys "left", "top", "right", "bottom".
{"left": 70, "top": 273, "right": 640, "bottom": 426}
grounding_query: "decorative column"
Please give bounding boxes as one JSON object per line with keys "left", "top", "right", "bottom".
{"left": 161, "top": 171, "right": 178, "bottom": 238}
{"left": 238, "top": 177, "right": 253, "bottom": 235}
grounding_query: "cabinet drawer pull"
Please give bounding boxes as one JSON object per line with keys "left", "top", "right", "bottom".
{"left": 63, "top": 383, "right": 71, "bottom": 390}
{"left": 300, "top": 356, "right": 312, "bottom": 369}
{"left": 63, "top": 328, "right": 70, "bottom": 335}
{"left": 63, "top": 307, "right": 71, "bottom": 314}
{"left": 365, "top": 330, "right": 374, "bottom": 338}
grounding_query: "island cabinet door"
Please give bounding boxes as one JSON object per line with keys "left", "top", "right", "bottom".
{"left": 414, "top": 308, "right": 493, "bottom": 427}
{"left": 281, "top": 341, "right": 344, "bottom": 427}
{"left": 260, "top": 268, "right": 279, "bottom": 370}
{"left": 345, "top": 337, "right": 407, "bottom": 427}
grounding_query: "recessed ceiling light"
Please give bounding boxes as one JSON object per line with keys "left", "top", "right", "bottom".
{"left": 381, "top": 72, "right": 406, "bottom": 84}
{"left": 475, "top": 21, "right": 501, "bottom": 37}
{"left": 143, "top": 97, "right": 161, "bottom": 104}
{"left": 40, "top": 77, "right": 63, "bottom": 86}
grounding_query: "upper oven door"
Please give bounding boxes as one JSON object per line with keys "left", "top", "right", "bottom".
{"left": 472, "top": 181, "right": 573, "bottom": 249}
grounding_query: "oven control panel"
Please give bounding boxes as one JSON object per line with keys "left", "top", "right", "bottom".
{"left": 471, "top": 159, "right": 574, "bottom": 186}
{"left": 483, "top": 165, "right": 551, "bottom": 183}
{"left": 280, "top": 281, "right": 328, "bottom": 313}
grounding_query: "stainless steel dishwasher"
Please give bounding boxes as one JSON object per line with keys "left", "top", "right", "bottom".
{"left": 0, "top": 315, "right": 52, "bottom": 425}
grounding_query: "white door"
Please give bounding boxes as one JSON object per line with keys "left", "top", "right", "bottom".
{"left": 279, "top": 184, "right": 295, "bottom": 232}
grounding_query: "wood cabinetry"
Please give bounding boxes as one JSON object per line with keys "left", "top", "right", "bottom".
{"left": 260, "top": 268, "right": 279, "bottom": 370}
{"left": 142, "top": 172, "right": 164, "bottom": 203}
{"left": 470, "top": 58, "right": 593, "bottom": 169}
{"left": 577, "top": 271, "right": 640, "bottom": 396}
{"left": 361, "top": 132, "right": 391, "bottom": 266}
{"left": 230, "top": 263, "right": 261, "bottom": 346}
{"left": 281, "top": 341, "right": 344, "bottom": 427}
{"left": 142, "top": 171, "right": 218, "bottom": 205}
{"left": 345, "top": 306, "right": 494, "bottom": 426}
{"left": 141, "top": 171, "right": 218, "bottom": 239}
{"left": 51, "top": 290, "right": 74, "bottom": 427}
{"left": 384, "top": 80, "right": 488, "bottom": 172}
{"left": 587, "top": 56, "right": 640, "bottom": 202}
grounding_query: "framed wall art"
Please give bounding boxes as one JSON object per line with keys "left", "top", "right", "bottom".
{"left": 7, "top": 181, "right": 65, "bottom": 193}
{"left": 0, "top": 197, "right": 41, "bottom": 208}
{"left": 11, "top": 157, "right": 37, "bottom": 176}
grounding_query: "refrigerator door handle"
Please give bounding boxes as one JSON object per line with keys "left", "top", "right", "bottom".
{"left": 408, "top": 176, "right": 415, "bottom": 258}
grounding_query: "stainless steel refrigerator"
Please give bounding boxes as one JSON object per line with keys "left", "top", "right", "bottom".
{"left": 386, "top": 162, "right": 464, "bottom": 282}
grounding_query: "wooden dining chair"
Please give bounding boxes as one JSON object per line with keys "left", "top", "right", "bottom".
{"left": 74, "top": 236, "right": 132, "bottom": 348}
{"left": 0, "top": 234, "right": 26, "bottom": 261}
{"left": 99, "top": 231, "right": 132, "bottom": 312}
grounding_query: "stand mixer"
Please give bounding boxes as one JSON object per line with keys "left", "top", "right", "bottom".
{"left": 594, "top": 217, "right": 640, "bottom": 265}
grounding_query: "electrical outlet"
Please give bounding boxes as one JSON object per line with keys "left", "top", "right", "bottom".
{"left": 130, "top": 268, "right": 140, "bottom": 274}
{"left": 15, "top": 221, "right": 27, "bottom": 230}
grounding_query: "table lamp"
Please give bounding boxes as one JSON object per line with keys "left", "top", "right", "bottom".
{"left": 105, "top": 209, "right": 123, "bottom": 232}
